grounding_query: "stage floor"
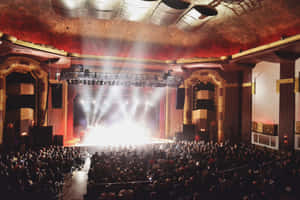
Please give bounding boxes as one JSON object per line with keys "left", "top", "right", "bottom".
{"left": 75, "top": 137, "right": 174, "bottom": 147}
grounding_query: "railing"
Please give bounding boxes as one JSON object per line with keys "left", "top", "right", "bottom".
{"left": 251, "top": 132, "right": 279, "bottom": 150}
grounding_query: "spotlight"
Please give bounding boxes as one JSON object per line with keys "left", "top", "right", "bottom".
{"left": 80, "top": 100, "right": 85, "bottom": 105}
{"left": 20, "top": 132, "right": 28, "bottom": 136}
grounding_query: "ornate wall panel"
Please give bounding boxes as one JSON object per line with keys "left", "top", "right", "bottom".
{"left": 0, "top": 56, "right": 48, "bottom": 144}
{"left": 184, "top": 70, "right": 225, "bottom": 142}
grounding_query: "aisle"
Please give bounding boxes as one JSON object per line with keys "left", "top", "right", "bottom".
{"left": 62, "top": 156, "right": 91, "bottom": 200}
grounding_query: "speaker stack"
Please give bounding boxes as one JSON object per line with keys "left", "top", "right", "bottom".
{"left": 30, "top": 126, "right": 53, "bottom": 147}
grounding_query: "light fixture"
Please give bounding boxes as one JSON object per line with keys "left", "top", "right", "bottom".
{"left": 150, "top": 0, "right": 190, "bottom": 26}
{"left": 52, "top": 0, "right": 87, "bottom": 17}
{"left": 119, "top": 0, "right": 157, "bottom": 22}
{"left": 87, "top": 0, "right": 121, "bottom": 19}
{"left": 176, "top": 5, "right": 218, "bottom": 31}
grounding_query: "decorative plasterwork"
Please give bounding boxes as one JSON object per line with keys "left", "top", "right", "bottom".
{"left": 276, "top": 78, "right": 294, "bottom": 93}
{"left": 184, "top": 69, "right": 225, "bottom": 142}
{"left": 0, "top": 56, "right": 48, "bottom": 144}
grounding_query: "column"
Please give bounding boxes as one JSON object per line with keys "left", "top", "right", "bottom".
{"left": 279, "top": 61, "right": 295, "bottom": 150}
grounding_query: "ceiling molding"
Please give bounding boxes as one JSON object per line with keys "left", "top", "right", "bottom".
{"left": 1, "top": 32, "right": 300, "bottom": 71}
{"left": 69, "top": 53, "right": 170, "bottom": 65}
{"left": 176, "top": 56, "right": 228, "bottom": 64}
{"left": 2, "top": 35, "right": 68, "bottom": 56}
{"left": 232, "top": 34, "right": 300, "bottom": 60}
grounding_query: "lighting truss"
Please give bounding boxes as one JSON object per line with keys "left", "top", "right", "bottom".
{"left": 60, "top": 71, "right": 182, "bottom": 87}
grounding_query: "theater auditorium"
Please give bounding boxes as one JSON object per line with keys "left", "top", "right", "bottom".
{"left": 0, "top": 0, "right": 300, "bottom": 200}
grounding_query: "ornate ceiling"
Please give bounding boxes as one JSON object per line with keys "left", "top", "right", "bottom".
{"left": 0, "top": 0, "right": 299, "bottom": 60}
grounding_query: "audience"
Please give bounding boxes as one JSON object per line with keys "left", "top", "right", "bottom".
{"left": 0, "top": 146, "right": 84, "bottom": 200}
{"left": 1, "top": 140, "right": 300, "bottom": 200}
{"left": 85, "top": 141, "right": 300, "bottom": 200}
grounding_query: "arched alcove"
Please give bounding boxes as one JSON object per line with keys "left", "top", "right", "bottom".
{"left": 184, "top": 70, "right": 225, "bottom": 142}
{"left": 0, "top": 56, "right": 48, "bottom": 145}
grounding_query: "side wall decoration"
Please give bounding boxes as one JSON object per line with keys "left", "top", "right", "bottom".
{"left": 0, "top": 56, "right": 48, "bottom": 144}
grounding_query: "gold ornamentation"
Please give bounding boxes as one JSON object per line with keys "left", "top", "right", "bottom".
{"left": 5, "top": 35, "right": 68, "bottom": 56}
{"left": 295, "top": 78, "right": 299, "bottom": 93}
{"left": 0, "top": 56, "right": 48, "bottom": 144}
{"left": 232, "top": 34, "right": 300, "bottom": 59}
{"left": 185, "top": 69, "right": 225, "bottom": 142}
{"left": 176, "top": 56, "right": 228, "bottom": 64}
{"left": 252, "top": 81, "right": 256, "bottom": 94}
{"left": 242, "top": 82, "right": 252, "bottom": 87}
{"left": 69, "top": 53, "right": 168, "bottom": 64}
{"left": 276, "top": 78, "right": 294, "bottom": 93}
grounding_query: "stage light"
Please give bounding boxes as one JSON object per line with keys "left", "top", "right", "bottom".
{"left": 82, "top": 120, "right": 151, "bottom": 146}
{"left": 80, "top": 100, "right": 85, "bottom": 105}
{"left": 21, "top": 132, "right": 28, "bottom": 136}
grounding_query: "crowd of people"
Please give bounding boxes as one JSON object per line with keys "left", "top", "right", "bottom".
{"left": 0, "top": 146, "right": 84, "bottom": 200}
{"left": 85, "top": 141, "right": 300, "bottom": 200}
{"left": 0, "top": 140, "right": 300, "bottom": 200}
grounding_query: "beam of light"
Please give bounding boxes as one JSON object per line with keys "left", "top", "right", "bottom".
{"left": 82, "top": 120, "right": 153, "bottom": 146}
{"left": 90, "top": 88, "right": 108, "bottom": 125}
{"left": 92, "top": 86, "right": 120, "bottom": 125}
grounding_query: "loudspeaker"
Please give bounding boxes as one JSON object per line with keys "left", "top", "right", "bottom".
{"left": 176, "top": 88, "right": 185, "bottom": 109}
{"left": 53, "top": 135, "right": 64, "bottom": 146}
{"left": 51, "top": 84, "right": 63, "bottom": 108}
{"left": 183, "top": 124, "right": 195, "bottom": 140}
{"left": 6, "top": 95, "right": 35, "bottom": 110}
{"left": 30, "top": 126, "right": 53, "bottom": 147}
